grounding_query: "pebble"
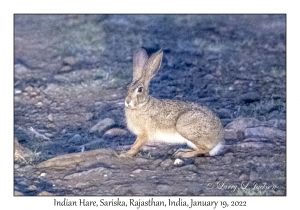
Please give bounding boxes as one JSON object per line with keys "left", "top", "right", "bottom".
{"left": 104, "top": 128, "right": 127, "bottom": 136}
{"left": 156, "top": 184, "right": 170, "bottom": 192}
{"left": 236, "top": 142, "right": 274, "bottom": 148}
{"left": 222, "top": 155, "right": 234, "bottom": 165}
{"left": 172, "top": 164, "right": 198, "bottom": 173}
{"left": 29, "top": 92, "right": 37, "bottom": 97}
{"left": 38, "top": 191, "right": 55, "bottom": 196}
{"left": 44, "top": 133, "right": 53, "bottom": 137}
{"left": 85, "top": 112, "right": 94, "bottom": 121}
{"left": 135, "top": 157, "right": 149, "bottom": 165}
{"left": 47, "top": 114, "right": 54, "bottom": 122}
{"left": 204, "top": 74, "right": 215, "bottom": 80}
{"left": 132, "top": 169, "right": 142, "bottom": 174}
{"left": 15, "top": 89, "right": 22, "bottom": 94}
{"left": 15, "top": 64, "right": 29, "bottom": 74}
{"left": 225, "top": 117, "right": 260, "bottom": 133}
{"left": 35, "top": 102, "right": 43, "bottom": 107}
{"left": 240, "top": 92, "right": 260, "bottom": 103}
{"left": 63, "top": 56, "right": 77, "bottom": 66}
{"left": 216, "top": 108, "right": 232, "bottom": 119}
{"left": 59, "top": 65, "right": 72, "bottom": 72}
{"left": 89, "top": 118, "right": 116, "bottom": 133}
{"left": 174, "top": 158, "right": 184, "bottom": 166}
{"left": 160, "top": 159, "right": 173, "bottom": 169}
{"left": 194, "top": 157, "right": 208, "bottom": 165}
{"left": 24, "top": 86, "right": 34, "bottom": 92}
{"left": 238, "top": 174, "right": 249, "bottom": 181}
{"left": 224, "top": 129, "right": 237, "bottom": 140}
{"left": 244, "top": 127, "right": 286, "bottom": 140}
{"left": 67, "top": 134, "right": 82, "bottom": 145}
{"left": 250, "top": 170, "right": 259, "bottom": 181}
{"left": 83, "top": 138, "right": 105, "bottom": 150}
{"left": 28, "top": 185, "right": 37, "bottom": 191}
{"left": 14, "top": 191, "right": 24, "bottom": 196}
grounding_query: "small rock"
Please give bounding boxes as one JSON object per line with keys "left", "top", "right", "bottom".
{"left": 89, "top": 118, "right": 116, "bottom": 134}
{"left": 38, "top": 191, "right": 55, "bottom": 196}
{"left": 224, "top": 129, "right": 237, "bottom": 140}
{"left": 61, "top": 129, "right": 67, "bottom": 134}
{"left": 29, "top": 92, "right": 37, "bottom": 97}
{"left": 83, "top": 139, "right": 105, "bottom": 150}
{"left": 63, "top": 56, "right": 77, "bottom": 66}
{"left": 44, "top": 133, "right": 53, "bottom": 137}
{"left": 104, "top": 128, "right": 127, "bottom": 136}
{"left": 243, "top": 137, "right": 271, "bottom": 142}
{"left": 238, "top": 174, "right": 249, "bottom": 181}
{"left": 148, "top": 159, "right": 163, "bottom": 170}
{"left": 222, "top": 155, "right": 234, "bottom": 164}
{"left": 132, "top": 169, "right": 142, "bottom": 174}
{"left": 174, "top": 158, "right": 184, "bottom": 166}
{"left": 266, "top": 119, "right": 286, "bottom": 131}
{"left": 250, "top": 170, "right": 259, "bottom": 181}
{"left": 67, "top": 134, "right": 82, "bottom": 145}
{"left": 234, "top": 80, "right": 247, "bottom": 85}
{"left": 47, "top": 114, "right": 54, "bottom": 122}
{"left": 14, "top": 191, "right": 24, "bottom": 196}
{"left": 24, "top": 86, "right": 34, "bottom": 92}
{"left": 217, "top": 176, "right": 225, "bottom": 181}
{"left": 275, "top": 190, "right": 285, "bottom": 196}
{"left": 173, "top": 164, "right": 198, "bottom": 173}
{"left": 240, "top": 92, "right": 260, "bottom": 103}
{"left": 15, "top": 89, "right": 22, "bottom": 94}
{"left": 40, "top": 173, "right": 47, "bottom": 177}
{"left": 28, "top": 185, "right": 37, "bottom": 191}
{"left": 194, "top": 157, "right": 208, "bottom": 165}
{"left": 15, "top": 64, "right": 29, "bottom": 74}
{"left": 135, "top": 157, "right": 149, "bottom": 165}
{"left": 59, "top": 65, "right": 72, "bottom": 72}
{"left": 244, "top": 127, "right": 286, "bottom": 141}
{"left": 204, "top": 74, "right": 215, "bottom": 80}
{"left": 85, "top": 112, "right": 94, "bottom": 121}
{"left": 156, "top": 184, "right": 170, "bottom": 192}
{"left": 160, "top": 159, "right": 173, "bottom": 169}
{"left": 225, "top": 117, "right": 260, "bottom": 133}
{"left": 216, "top": 108, "right": 232, "bottom": 119}
{"left": 236, "top": 142, "right": 274, "bottom": 148}
{"left": 35, "top": 102, "right": 43, "bottom": 107}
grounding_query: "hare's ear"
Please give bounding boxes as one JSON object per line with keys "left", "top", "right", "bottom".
{"left": 142, "top": 49, "right": 163, "bottom": 88}
{"left": 133, "top": 48, "right": 148, "bottom": 81}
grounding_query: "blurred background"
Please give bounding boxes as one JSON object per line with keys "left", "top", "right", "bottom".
{"left": 14, "top": 14, "right": 286, "bottom": 162}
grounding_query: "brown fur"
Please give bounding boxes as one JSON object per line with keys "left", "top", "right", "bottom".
{"left": 120, "top": 48, "right": 224, "bottom": 158}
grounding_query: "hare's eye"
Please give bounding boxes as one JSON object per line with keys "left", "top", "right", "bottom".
{"left": 137, "top": 87, "right": 143, "bottom": 93}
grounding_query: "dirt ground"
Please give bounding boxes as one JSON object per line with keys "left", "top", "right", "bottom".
{"left": 14, "top": 15, "right": 286, "bottom": 196}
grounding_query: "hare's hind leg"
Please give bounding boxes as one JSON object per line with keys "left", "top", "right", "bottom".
{"left": 173, "top": 145, "right": 210, "bottom": 158}
{"left": 175, "top": 111, "right": 213, "bottom": 157}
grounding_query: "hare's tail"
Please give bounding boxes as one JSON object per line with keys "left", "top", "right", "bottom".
{"left": 209, "top": 141, "right": 224, "bottom": 156}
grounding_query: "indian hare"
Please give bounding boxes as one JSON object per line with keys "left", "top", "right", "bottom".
{"left": 120, "top": 48, "right": 224, "bottom": 158}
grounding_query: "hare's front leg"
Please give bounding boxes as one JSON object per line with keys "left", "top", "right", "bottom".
{"left": 119, "top": 134, "right": 147, "bottom": 158}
